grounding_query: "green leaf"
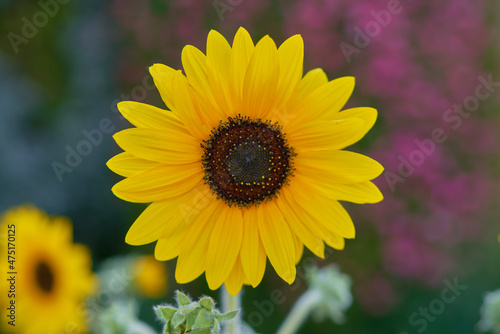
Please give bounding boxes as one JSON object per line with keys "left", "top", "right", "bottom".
{"left": 161, "top": 320, "right": 172, "bottom": 334}
{"left": 188, "top": 329, "right": 211, "bottom": 334}
{"left": 176, "top": 291, "right": 191, "bottom": 306}
{"left": 213, "top": 318, "right": 220, "bottom": 334}
{"left": 155, "top": 305, "right": 178, "bottom": 321}
{"left": 199, "top": 296, "right": 215, "bottom": 311}
{"left": 171, "top": 312, "right": 186, "bottom": 328}
{"left": 216, "top": 310, "right": 239, "bottom": 323}
{"left": 192, "top": 309, "right": 215, "bottom": 329}
{"left": 179, "top": 302, "right": 200, "bottom": 314}
{"left": 185, "top": 310, "right": 198, "bottom": 331}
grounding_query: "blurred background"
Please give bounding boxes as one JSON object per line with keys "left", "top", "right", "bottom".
{"left": 0, "top": 0, "right": 499, "bottom": 333}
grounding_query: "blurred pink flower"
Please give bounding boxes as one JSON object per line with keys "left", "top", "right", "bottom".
{"left": 383, "top": 235, "right": 452, "bottom": 286}
{"left": 284, "top": 0, "right": 347, "bottom": 72}
{"left": 356, "top": 274, "right": 399, "bottom": 316}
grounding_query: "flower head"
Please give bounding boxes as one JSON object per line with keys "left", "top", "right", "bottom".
{"left": 108, "top": 27, "right": 383, "bottom": 295}
{"left": 0, "top": 204, "right": 97, "bottom": 333}
{"left": 133, "top": 255, "right": 168, "bottom": 298}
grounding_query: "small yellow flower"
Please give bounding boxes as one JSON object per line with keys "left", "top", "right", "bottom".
{"left": 133, "top": 255, "right": 168, "bottom": 298}
{"left": 0, "top": 204, "right": 97, "bottom": 334}
{"left": 108, "top": 27, "right": 383, "bottom": 295}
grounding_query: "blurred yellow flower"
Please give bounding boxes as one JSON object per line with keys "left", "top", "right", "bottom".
{"left": 0, "top": 204, "right": 97, "bottom": 334}
{"left": 108, "top": 27, "right": 383, "bottom": 295}
{"left": 133, "top": 255, "right": 168, "bottom": 299}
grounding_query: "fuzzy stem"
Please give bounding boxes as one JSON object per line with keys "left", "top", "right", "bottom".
{"left": 222, "top": 286, "right": 241, "bottom": 334}
{"left": 276, "top": 289, "right": 323, "bottom": 334}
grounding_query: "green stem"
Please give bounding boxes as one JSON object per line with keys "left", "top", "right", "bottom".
{"left": 277, "top": 289, "right": 322, "bottom": 334}
{"left": 222, "top": 286, "right": 241, "bottom": 334}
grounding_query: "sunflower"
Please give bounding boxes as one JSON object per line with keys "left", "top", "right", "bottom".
{"left": 132, "top": 255, "right": 168, "bottom": 299}
{"left": 0, "top": 204, "right": 97, "bottom": 334}
{"left": 108, "top": 27, "right": 383, "bottom": 295}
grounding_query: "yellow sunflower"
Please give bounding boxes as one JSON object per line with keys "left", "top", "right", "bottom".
{"left": 108, "top": 27, "right": 383, "bottom": 296}
{"left": 0, "top": 204, "right": 97, "bottom": 334}
{"left": 132, "top": 255, "right": 168, "bottom": 299}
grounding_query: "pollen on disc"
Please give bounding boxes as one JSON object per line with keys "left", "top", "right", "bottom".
{"left": 226, "top": 141, "right": 272, "bottom": 185}
{"left": 201, "top": 115, "right": 295, "bottom": 208}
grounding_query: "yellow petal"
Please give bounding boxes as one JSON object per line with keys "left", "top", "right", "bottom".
{"left": 206, "top": 30, "right": 233, "bottom": 113}
{"left": 273, "top": 35, "right": 304, "bottom": 112}
{"left": 289, "top": 76, "right": 355, "bottom": 127}
{"left": 240, "top": 208, "right": 267, "bottom": 287}
{"left": 258, "top": 201, "right": 296, "bottom": 284}
{"left": 206, "top": 207, "right": 244, "bottom": 290}
{"left": 50, "top": 216, "right": 73, "bottom": 243}
{"left": 275, "top": 195, "right": 325, "bottom": 258}
{"left": 285, "top": 180, "right": 356, "bottom": 238}
{"left": 295, "top": 176, "right": 384, "bottom": 204}
{"left": 111, "top": 163, "right": 203, "bottom": 203}
{"left": 113, "top": 128, "right": 201, "bottom": 164}
{"left": 329, "top": 107, "right": 378, "bottom": 147}
{"left": 125, "top": 200, "right": 175, "bottom": 246}
{"left": 228, "top": 27, "right": 254, "bottom": 114}
{"left": 242, "top": 35, "right": 279, "bottom": 119}
{"left": 283, "top": 186, "right": 347, "bottom": 248}
{"left": 170, "top": 70, "right": 207, "bottom": 140}
{"left": 117, "top": 101, "right": 188, "bottom": 133}
{"left": 149, "top": 64, "right": 177, "bottom": 110}
{"left": 155, "top": 230, "right": 186, "bottom": 261}
{"left": 287, "top": 68, "right": 328, "bottom": 110}
{"left": 292, "top": 233, "right": 304, "bottom": 265}
{"left": 224, "top": 257, "right": 245, "bottom": 296}
{"left": 181, "top": 45, "right": 226, "bottom": 127}
{"left": 324, "top": 233, "right": 345, "bottom": 250}
{"left": 107, "top": 152, "right": 159, "bottom": 177}
{"left": 295, "top": 150, "right": 384, "bottom": 184}
{"left": 125, "top": 190, "right": 202, "bottom": 246}
{"left": 175, "top": 200, "right": 222, "bottom": 284}
{"left": 288, "top": 118, "right": 364, "bottom": 152}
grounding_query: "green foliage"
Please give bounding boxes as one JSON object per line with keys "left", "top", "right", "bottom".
{"left": 155, "top": 291, "right": 239, "bottom": 334}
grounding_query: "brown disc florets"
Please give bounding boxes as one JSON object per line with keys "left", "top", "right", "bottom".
{"left": 35, "top": 260, "right": 55, "bottom": 293}
{"left": 201, "top": 115, "right": 295, "bottom": 208}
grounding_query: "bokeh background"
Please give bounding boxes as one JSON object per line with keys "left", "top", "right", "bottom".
{"left": 1, "top": 0, "right": 499, "bottom": 333}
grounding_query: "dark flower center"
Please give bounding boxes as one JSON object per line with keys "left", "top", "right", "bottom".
{"left": 202, "top": 116, "right": 295, "bottom": 207}
{"left": 35, "top": 260, "right": 54, "bottom": 293}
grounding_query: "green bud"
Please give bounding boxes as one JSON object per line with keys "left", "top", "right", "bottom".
{"left": 193, "top": 309, "right": 215, "bottom": 329}
{"left": 154, "top": 305, "right": 177, "bottom": 322}
{"left": 92, "top": 300, "right": 156, "bottom": 334}
{"left": 154, "top": 290, "right": 240, "bottom": 334}
{"left": 171, "top": 312, "right": 187, "bottom": 328}
{"left": 478, "top": 290, "right": 500, "bottom": 333}
{"left": 305, "top": 265, "right": 353, "bottom": 324}
{"left": 176, "top": 291, "right": 192, "bottom": 306}
{"left": 199, "top": 296, "right": 215, "bottom": 311}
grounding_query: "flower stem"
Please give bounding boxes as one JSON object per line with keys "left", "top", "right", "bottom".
{"left": 222, "top": 286, "right": 241, "bottom": 334}
{"left": 277, "top": 289, "right": 323, "bottom": 334}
